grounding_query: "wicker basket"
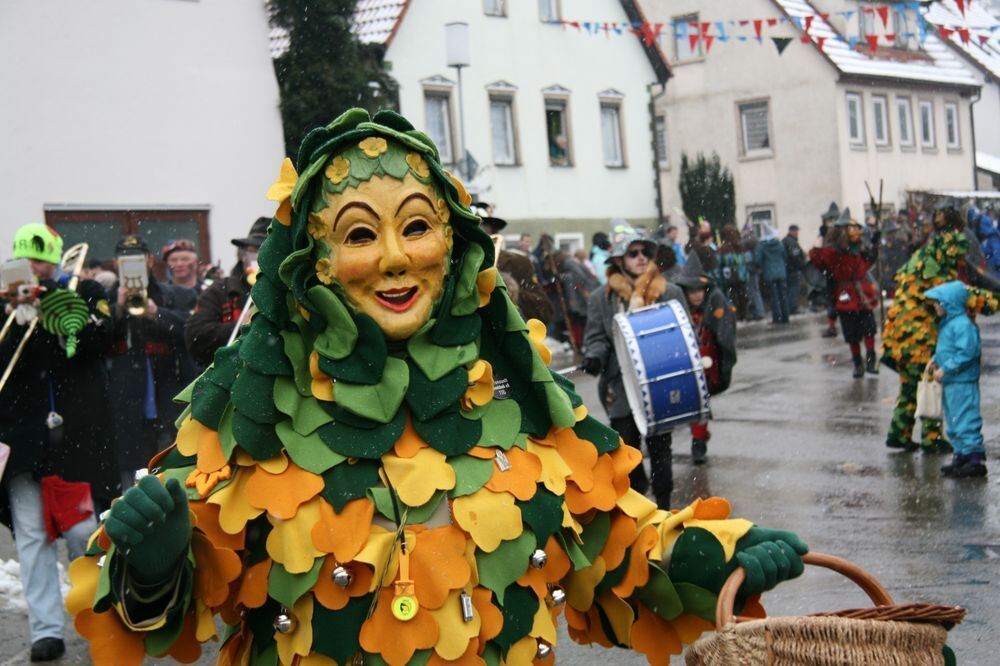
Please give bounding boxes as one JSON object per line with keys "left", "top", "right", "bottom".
{"left": 685, "top": 552, "right": 965, "bottom": 666}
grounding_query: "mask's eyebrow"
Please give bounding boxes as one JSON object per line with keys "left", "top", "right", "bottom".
{"left": 395, "top": 192, "right": 435, "bottom": 216}
{"left": 334, "top": 201, "right": 378, "bottom": 231}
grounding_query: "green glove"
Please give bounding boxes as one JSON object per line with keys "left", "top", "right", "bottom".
{"left": 734, "top": 527, "right": 809, "bottom": 597}
{"left": 105, "top": 476, "right": 192, "bottom": 585}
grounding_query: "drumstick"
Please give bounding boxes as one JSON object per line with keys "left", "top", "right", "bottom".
{"left": 552, "top": 366, "right": 581, "bottom": 376}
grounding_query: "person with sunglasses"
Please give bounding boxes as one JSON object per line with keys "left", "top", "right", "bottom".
{"left": 582, "top": 231, "right": 685, "bottom": 508}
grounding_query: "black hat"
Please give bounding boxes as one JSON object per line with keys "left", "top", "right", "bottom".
{"left": 479, "top": 216, "right": 508, "bottom": 234}
{"left": 673, "top": 249, "right": 713, "bottom": 289}
{"left": 232, "top": 217, "right": 271, "bottom": 248}
{"left": 788, "top": 224, "right": 800, "bottom": 232}
{"left": 115, "top": 234, "right": 150, "bottom": 256}
{"left": 821, "top": 202, "right": 840, "bottom": 221}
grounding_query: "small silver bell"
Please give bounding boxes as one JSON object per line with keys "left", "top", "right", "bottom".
{"left": 529, "top": 548, "right": 548, "bottom": 569}
{"left": 332, "top": 565, "right": 353, "bottom": 588}
{"left": 536, "top": 642, "right": 552, "bottom": 659}
{"left": 273, "top": 610, "right": 296, "bottom": 634}
{"left": 549, "top": 587, "right": 567, "bottom": 606}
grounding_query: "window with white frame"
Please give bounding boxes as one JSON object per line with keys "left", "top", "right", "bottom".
{"left": 599, "top": 93, "right": 625, "bottom": 167}
{"left": 672, "top": 13, "right": 702, "bottom": 63}
{"left": 944, "top": 102, "right": 960, "bottom": 149}
{"left": 919, "top": 100, "right": 935, "bottom": 148}
{"left": 489, "top": 94, "right": 518, "bottom": 165}
{"left": 872, "top": 95, "right": 891, "bottom": 147}
{"left": 892, "top": 7, "right": 915, "bottom": 50}
{"left": 738, "top": 100, "right": 771, "bottom": 157}
{"left": 846, "top": 92, "right": 865, "bottom": 146}
{"left": 483, "top": 0, "right": 506, "bottom": 17}
{"left": 747, "top": 205, "right": 776, "bottom": 236}
{"left": 424, "top": 91, "right": 455, "bottom": 164}
{"left": 544, "top": 91, "right": 572, "bottom": 166}
{"left": 555, "top": 232, "right": 584, "bottom": 253}
{"left": 538, "top": 0, "right": 560, "bottom": 22}
{"left": 896, "top": 97, "right": 914, "bottom": 147}
{"left": 654, "top": 114, "right": 669, "bottom": 169}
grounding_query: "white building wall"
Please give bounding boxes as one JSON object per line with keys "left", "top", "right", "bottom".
{"left": 834, "top": 84, "right": 976, "bottom": 216}
{"left": 644, "top": 0, "right": 842, "bottom": 241}
{"left": 973, "top": 80, "right": 1000, "bottom": 162}
{"left": 0, "top": 0, "right": 285, "bottom": 263}
{"left": 385, "top": 0, "right": 661, "bottom": 235}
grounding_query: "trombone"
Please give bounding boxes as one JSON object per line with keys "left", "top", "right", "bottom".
{"left": 0, "top": 243, "right": 89, "bottom": 395}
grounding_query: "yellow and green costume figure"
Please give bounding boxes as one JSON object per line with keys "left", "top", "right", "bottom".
{"left": 881, "top": 208, "right": 999, "bottom": 452}
{"left": 66, "top": 110, "right": 807, "bottom": 666}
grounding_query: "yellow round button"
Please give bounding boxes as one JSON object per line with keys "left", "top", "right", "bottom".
{"left": 391, "top": 595, "right": 419, "bottom": 621}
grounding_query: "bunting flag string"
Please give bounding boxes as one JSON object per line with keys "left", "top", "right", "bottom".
{"left": 544, "top": 1, "right": 999, "bottom": 57}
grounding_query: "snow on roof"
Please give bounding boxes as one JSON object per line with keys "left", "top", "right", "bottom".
{"left": 924, "top": 0, "right": 1000, "bottom": 81}
{"left": 772, "top": 0, "right": 980, "bottom": 88}
{"left": 269, "top": 0, "right": 409, "bottom": 59}
{"left": 978, "top": 151, "right": 1000, "bottom": 175}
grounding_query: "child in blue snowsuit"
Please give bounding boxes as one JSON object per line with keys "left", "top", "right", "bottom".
{"left": 926, "top": 281, "right": 987, "bottom": 478}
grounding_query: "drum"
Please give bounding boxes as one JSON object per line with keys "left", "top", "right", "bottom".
{"left": 612, "top": 300, "right": 711, "bottom": 436}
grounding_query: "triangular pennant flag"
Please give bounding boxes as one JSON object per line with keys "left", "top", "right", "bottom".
{"left": 805, "top": 15, "right": 814, "bottom": 32}
{"left": 766, "top": 18, "right": 778, "bottom": 28}
{"left": 978, "top": 34, "right": 991, "bottom": 46}
{"left": 820, "top": 13, "right": 830, "bottom": 22}
{"left": 701, "top": 22, "right": 711, "bottom": 36}
{"left": 866, "top": 34, "right": 879, "bottom": 52}
{"left": 715, "top": 21, "right": 726, "bottom": 38}
{"left": 848, "top": 36, "right": 860, "bottom": 48}
{"left": 640, "top": 22, "right": 663, "bottom": 46}
{"left": 791, "top": 16, "right": 802, "bottom": 29}
{"left": 801, "top": 35, "right": 811, "bottom": 43}
{"left": 772, "top": 36, "right": 793, "bottom": 54}
{"left": 876, "top": 6, "right": 889, "bottom": 28}
{"left": 704, "top": 35, "right": 715, "bottom": 52}
{"left": 689, "top": 33, "right": 700, "bottom": 51}
{"left": 958, "top": 28, "right": 971, "bottom": 44}
{"left": 718, "top": 34, "right": 729, "bottom": 42}
{"left": 753, "top": 19, "right": 763, "bottom": 40}
{"left": 843, "top": 10, "right": 856, "bottom": 21}
{"left": 885, "top": 33, "right": 896, "bottom": 43}
{"left": 939, "top": 26, "right": 954, "bottom": 40}
{"left": 816, "top": 36, "right": 826, "bottom": 50}
{"left": 739, "top": 19, "right": 749, "bottom": 27}
{"left": 737, "top": 35, "right": 748, "bottom": 42}
{"left": 956, "top": 0, "right": 966, "bottom": 17}
{"left": 569, "top": 21, "right": 581, "bottom": 31}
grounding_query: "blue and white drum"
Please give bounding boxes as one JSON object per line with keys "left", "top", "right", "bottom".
{"left": 612, "top": 300, "right": 711, "bottom": 436}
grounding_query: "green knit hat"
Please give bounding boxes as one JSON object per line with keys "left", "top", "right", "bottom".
{"left": 12, "top": 223, "right": 63, "bottom": 264}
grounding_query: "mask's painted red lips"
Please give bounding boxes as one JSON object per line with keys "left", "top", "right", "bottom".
{"left": 375, "top": 286, "right": 419, "bottom": 312}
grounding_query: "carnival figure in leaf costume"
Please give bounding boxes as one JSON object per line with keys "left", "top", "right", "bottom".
{"left": 881, "top": 203, "right": 999, "bottom": 452}
{"left": 67, "top": 110, "right": 807, "bottom": 666}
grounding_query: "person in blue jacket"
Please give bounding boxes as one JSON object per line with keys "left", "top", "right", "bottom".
{"left": 926, "top": 281, "right": 987, "bottom": 478}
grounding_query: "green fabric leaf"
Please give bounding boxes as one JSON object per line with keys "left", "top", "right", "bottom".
{"left": 217, "top": 404, "right": 236, "bottom": 459}
{"left": 412, "top": 407, "right": 482, "bottom": 457}
{"left": 151, "top": 447, "right": 195, "bottom": 474}
{"left": 94, "top": 544, "right": 116, "bottom": 611}
{"left": 190, "top": 379, "right": 229, "bottom": 431}
{"left": 407, "top": 320, "right": 479, "bottom": 382}
{"left": 318, "top": 312, "right": 386, "bottom": 385}
{"left": 239, "top": 317, "right": 292, "bottom": 376}
{"left": 244, "top": 599, "right": 280, "bottom": 658}
{"left": 231, "top": 412, "right": 283, "bottom": 460}
{"left": 249, "top": 272, "right": 288, "bottom": 327}
{"left": 451, "top": 243, "right": 486, "bottom": 317}
{"left": 550, "top": 370, "right": 583, "bottom": 409}
{"left": 268, "top": 558, "right": 323, "bottom": 609}
{"left": 542, "top": 380, "right": 576, "bottom": 429}
{"left": 517, "top": 488, "right": 563, "bottom": 547}
{"left": 519, "top": 384, "right": 552, "bottom": 438}
{"left": 557, "top": 531, "right": 591, "bottom": 571}
{"left": 308, "top": 285, "right": 357, "bottom": 360}
{"left": 668, "top": 526, "right": 729, "bottom": 595}
{"left": 311, "top": 595, "right": 371, "bottom": 663}
{"left": 578, "top": 512, "right": 611, "bottom": 563}
{"left": 482, "top": 642, "right": 502, "bottom": 666}
{"left": 142, "top": 577, "right": 193, "bottom": 656}
{"left": 593, "top": 551, "right": 629, "bottom": 598}
{"left": 405, "top": 361, "right": 468, "bottom": 422}
{"left": 476, "top": 531, "right": 535, "bottom": 604}
{"left": 466, "top": 399, "right": 521, "bottom": 450}
{"left": 205, "top": 343, "right": 241, "bottom": 388}
{"left": 334, "top": 357, "right": 408, "bottom": 424}
{"left": 633, "top": 562, "right": 684, "bottom": 621}
{"left": 276, "top": 420, "right": 345, "bottom": 474}
{"left": 493, "top": 584, "right": 539, "bottom": 653}
{"left": 273, "top": 376, "right": 332, "bottom": 435}
{"left": 316, "top": 406, "right": 405, "bottom": 459}
{"left": 321, "top": 459, "right": 381, "bottom": 512}
{"left": 368, "top": 488, "right": 446, "bottom": 524}
{"left": 448, "top": 455, "right": 494, "bottom": 498}
{"left": 280, "top": 330, "right": 313, "bottom": 396}
{"left": 674, "top": 582, "right": 718, "bottom": 624}
{"left": 173, "top": 379, "right": 195, "bottom": 405}
{"left": 573, "top": 416, "right": 620, "bottom": 454}
{"left": 231, "top": 369, "right": 282, "bottom": 425}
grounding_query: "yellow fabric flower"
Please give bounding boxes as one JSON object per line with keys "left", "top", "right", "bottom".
{"left": 309, "top": 352, "right": 335, "bottom": 402}
{"left": 405, "top": 152, "right": 431, "bottom": 178}
{"left": 452, "top": 487, "right": 523, "bottom": 553}
{"left": 429, "top": 591, "right": 481, "bottom": 661}
{"left": 445, "top": 171, "right": 473, "bottom": 206}
{"left": 266, "top": 497, "right": 325, "bottom": 574}
{"left": 325, "top": 155, "right": 350, "bottom": 184}
{"left": 476, "top": 268, "right": 497, "bottom": 308}
{"left": 359, "top": 137, "right": 388, "bottom": 157}
{"left": 527, "top": 318, "right": 552, "bottom": 366}
{"left": 382, "top": 447, "right": 456, "bottom": 507}
{"left": 315, "top": 258, "right": 334, "bottom": 285}
{"left": 462, "top": 360, "right": 494, "bottom": 410}
{"left": 266, "top": 157, "right": 298, "bottom": 227}
{"left": 275, "top": 594, "right": 314, "bottom": 665}
{"left": 306, "top": 213, "right": 327, "bottom": 239}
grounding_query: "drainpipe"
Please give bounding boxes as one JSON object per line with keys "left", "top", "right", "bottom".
{"left": 648, "top": 82, "right": 667, "bottom": 227}
{"left": 969, "top": 83, "right": 981, "bottom": 189}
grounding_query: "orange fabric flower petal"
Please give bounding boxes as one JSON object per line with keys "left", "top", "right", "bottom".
{"left": 599, "top": 512, "right": 638, "bottom": 571}
{"left": 427, "top": 638, "right": 484, "bottom": 666}
{"left": 472, "top": 587, "right": 503, "bottom": 644}
{"left": 75, "top": 609, "right": 147, "bottom": 666}
{"left": 192, "top": 532, "right": 242, "bottom": 608}
{"left": 517, "top": 535, "right": 570, "bottom": 599}
{"left": 466, "top": 446, "right": 495, "bottom": 459}
{"left": 411, "top": 525, "right": 473, "bottom": 610}
{"left": 553, "top": 428, "right": 598, "bottom": 492}
{"left": 692, "top": 497, "right": 732, "bottom": 520}
{"left": 394, "top": 416, "right": 429, "bottom": 458}
{"left": 311, "top": 498, "right": 374, "bottom": 563}
{"left": 670, "top": 613, "right": 715, "bottom": 645}
{"left": 236, "top": 558, "right": 271, "bottom": 610}
{"left": 245, "top": 462, "right": 324, "bottom": 520}
{"left": 609, "top": 444, "right": 642, "bottom": 498}
{"left": 484, "top": 447, "right": 541, "bottom": 501}
{"left": 314, "top": 558, "right": 374, "bottom": 611}
{"left": 359, "top": 588, "right": 440, "bottom": 666}
{"left": 631, "top": 604, "right": 683, "bottom": 665}
{"left": 611, "top": 524, "right": 658, "bottom": 598}
{"left": 196, "top": 426, "right": 229, "bottom": 474}
{"left": 166, "top": 611, "right": 203, "bottom": 663}
{"left": 477, "top": 268, "right": 497, "bottom": 308}
{"left": 564, "top": 454, "right": 617, "bottom": 515}
{"left": 190, "top": 500, "right": 245, "bottom": 551}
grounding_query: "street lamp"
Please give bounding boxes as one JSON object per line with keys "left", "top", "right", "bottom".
{"left": 445, "top": 21, "right": 470, "bottom": 181}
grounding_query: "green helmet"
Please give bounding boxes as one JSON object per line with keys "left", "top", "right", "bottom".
{"left": 13, "top": 223, "right": 63, "bottom": 264}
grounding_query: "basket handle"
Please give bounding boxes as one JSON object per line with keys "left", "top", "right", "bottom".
{"left": 715, "top": 551, "right": 895, "bottom": 627}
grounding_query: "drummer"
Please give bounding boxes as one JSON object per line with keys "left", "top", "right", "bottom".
{"left": 674, "top": 250, "right": 739, "bottom": 465}
{"left": 582, "top": 230, "right": 685, "bottom": 507}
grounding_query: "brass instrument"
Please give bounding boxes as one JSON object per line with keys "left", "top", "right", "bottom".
{"left": 0, "top": 243, "right": 89, "bottom": 395}
{"left": 490, "top": 233, "right": 504, "bottom": 266}
{"left": 117, "top": 254, "right": 148, "bottom": 316}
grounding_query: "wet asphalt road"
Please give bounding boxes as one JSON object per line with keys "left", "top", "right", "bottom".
{"left": 0, "top": 312, "right": 996, "bottom": 664}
